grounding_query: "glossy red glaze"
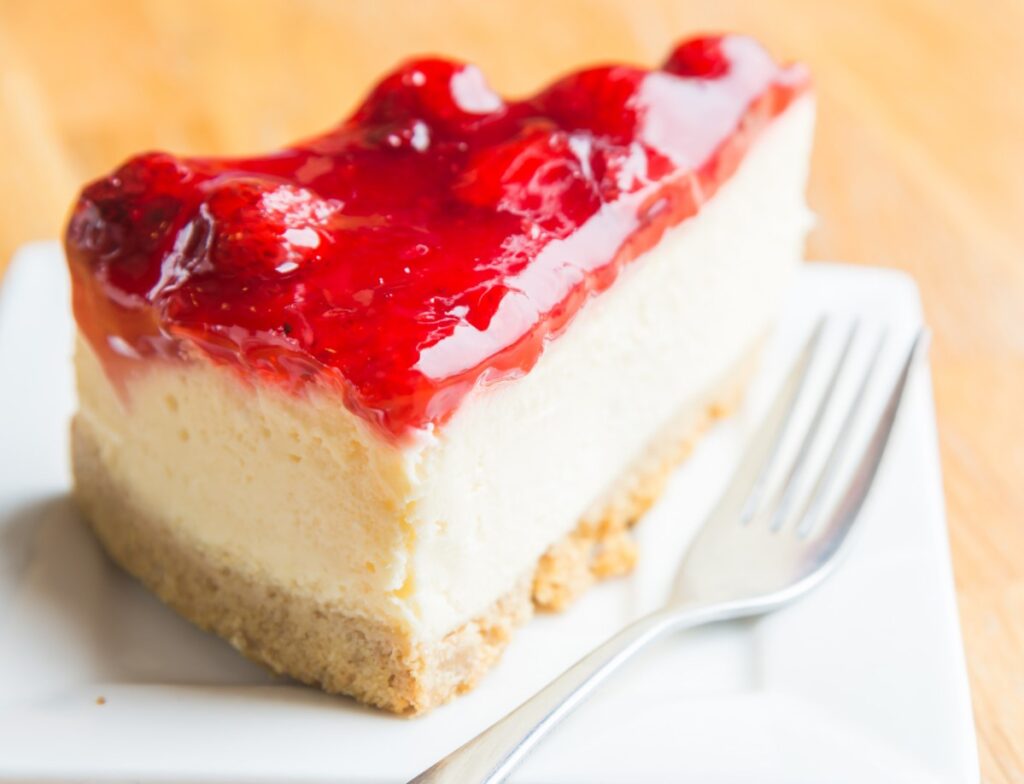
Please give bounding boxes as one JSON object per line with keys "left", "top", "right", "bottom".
{"left": 66, "top": 35, "right": 809, "bottom": 440}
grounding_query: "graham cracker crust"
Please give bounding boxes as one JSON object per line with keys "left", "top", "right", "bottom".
{"left": 71, "top": 350, "right": 755, "bottom": 715}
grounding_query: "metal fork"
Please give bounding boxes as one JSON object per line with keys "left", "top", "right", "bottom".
{"left": 410, "top": 320, "right": 927, "bottom": 784}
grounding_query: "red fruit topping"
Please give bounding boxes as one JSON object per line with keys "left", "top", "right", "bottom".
{"left": 663, "top": 36, "right": 732, "bottom": 78}
{"left": 351, "top": 58, "right": 506, "bottom": 137}
{"left": 65, "top": 35, "right": 809, "bottom": 441}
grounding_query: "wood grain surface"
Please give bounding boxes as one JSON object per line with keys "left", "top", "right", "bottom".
{"left": 1, "top": 1, "right": 1021, "bottom": 780}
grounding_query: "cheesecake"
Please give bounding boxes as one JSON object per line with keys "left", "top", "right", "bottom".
{"left": 65, "top": 34, "right": 814, "bottom": 714}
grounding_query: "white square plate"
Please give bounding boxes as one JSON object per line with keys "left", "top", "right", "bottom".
{"left": 0, "top": 243, "right": 977, "bottom": 783}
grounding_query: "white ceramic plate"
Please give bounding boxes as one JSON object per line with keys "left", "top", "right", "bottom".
{"left": 0, "top": 242, "right": 977, "bottom": 783}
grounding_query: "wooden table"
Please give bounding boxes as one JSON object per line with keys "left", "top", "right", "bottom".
{"left": 2, "top": 1, "right": 1021, "bottom": 779}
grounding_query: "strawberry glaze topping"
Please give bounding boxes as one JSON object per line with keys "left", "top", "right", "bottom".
{"left": 66, "top": 35, "right": 808, "bottom": 440}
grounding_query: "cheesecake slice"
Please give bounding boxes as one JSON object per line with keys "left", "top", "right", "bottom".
{"left": 66, "top": 34, "right": 813, "bottom": 714}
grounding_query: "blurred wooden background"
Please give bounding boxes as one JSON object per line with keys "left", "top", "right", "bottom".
{"left": 1, "top": 0, "right": 1022, "bottom": 779}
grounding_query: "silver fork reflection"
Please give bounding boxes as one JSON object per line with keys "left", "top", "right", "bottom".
{"left": 410, "top": 320, "right": 927, "bottom": 784}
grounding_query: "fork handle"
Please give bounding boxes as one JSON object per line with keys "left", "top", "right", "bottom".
{"left": 408, "top": 604, "right": 730, "bottom": 784}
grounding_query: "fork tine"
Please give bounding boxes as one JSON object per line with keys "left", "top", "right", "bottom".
{"left": 728, "top": 317, "right": 825, "bottom": 526}
{"left": 799, "top": 328, "right": 927, "bottom": 545}
{"left": 765, "top": 320, "right": 860, "bottom": 531}
{"left": 793, "top": 329, "right": 886, "bottom": 536}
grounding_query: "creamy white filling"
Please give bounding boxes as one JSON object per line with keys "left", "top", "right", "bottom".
{"left": 74, "top": 96, "right": 814, "bottom": 643}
